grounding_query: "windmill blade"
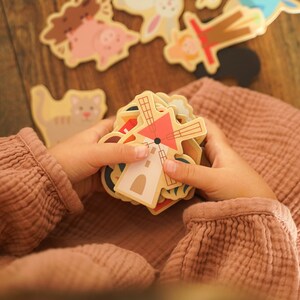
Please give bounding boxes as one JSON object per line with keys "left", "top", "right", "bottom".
{"left": 138, "top": 95, "right": 157, "bottom": 134}
{"left": 166, "top": 120, "right": 204, "bottom": 141}
{"left": 158, "top": 145, "right": 177, "bottom": 187}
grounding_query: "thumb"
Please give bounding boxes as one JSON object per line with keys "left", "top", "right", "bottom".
{"left": 163, "top": 159, "right": 217, "bottom": 191}
{"left": 87, "top": 143, "right": 149, "bottom": 168}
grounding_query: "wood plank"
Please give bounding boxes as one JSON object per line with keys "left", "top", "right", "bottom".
{"left": 2, "top": 0, "right": 300, "bottom": 131}
{"left": 0, "top": 0, "right": 33, "bottom": 137}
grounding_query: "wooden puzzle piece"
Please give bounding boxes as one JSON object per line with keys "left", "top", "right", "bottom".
{"left": 31, "top": 85, "right": 107, "bottom": 147}
{"left": 40, "top": 0, "right": 139, "bottom": 71}
{"left": 113, "top": 0, "right": 184, "bottom": 43}
{"left": 147, "top": 198, "right": 180, "bottom": 215}
{"left": 164, "top": 7, "right": 266, "bottom": 73}
{"left": 194, "top": 46, "right": 261, "bottom": 87}
{"left": 156, "top": 93, "right": 196, "bottom": 121}
{"left": 224, "top": 0, "right": 300, "bottom": 25}
{"left": 195, "top": 0, "right": 223, "bottom": 10}
{"left": 114, "top": 91, "right": 206, "bottom": 208}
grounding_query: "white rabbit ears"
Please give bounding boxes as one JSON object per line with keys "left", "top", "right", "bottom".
{"left": 113, "top": 0, "right": 184, "bottom": 43}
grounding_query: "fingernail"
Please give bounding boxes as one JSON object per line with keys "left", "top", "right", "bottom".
{"left": 164, "top": 160, "right": 177, "bottom": 174}
{"left": 135, "top": 146, "right": 149, "bottom": 159}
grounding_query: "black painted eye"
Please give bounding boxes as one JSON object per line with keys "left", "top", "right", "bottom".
{"left": 90, "top": 106, "right": 94, "bottom": 110}
{"left": 79, "top": 106, "right": 83, "bottom": 110}
{"left": 80, "top": 15, "right": 84, "bottom": 20}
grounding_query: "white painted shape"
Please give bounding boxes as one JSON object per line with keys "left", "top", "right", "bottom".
{"left": 115, "top": 137, "right": 169, "bottom": 207}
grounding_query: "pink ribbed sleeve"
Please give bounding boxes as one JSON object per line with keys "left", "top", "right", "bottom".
{"left": 161, "top": 198, "right": 299, "bottom": 300}
{"left": 0, "top": 128, "right": 83, "bottom": 256}
{"left": 175, "top": 79, "right": 300, "bottom": 228}
{"left": 0, "top": 244, "right": 155, "bottom": 292}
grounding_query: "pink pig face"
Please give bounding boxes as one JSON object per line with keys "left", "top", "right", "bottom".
{"left": 66, "top": 18, "right": 136, "bottom": 68}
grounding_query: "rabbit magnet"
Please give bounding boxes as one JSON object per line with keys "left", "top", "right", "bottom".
{"left": 113, "top": 0, "right": 184, "bottom": 43}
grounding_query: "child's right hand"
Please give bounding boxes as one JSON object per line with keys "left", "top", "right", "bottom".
{"left": 164, "top": 119, "right": 277, "bottom": 201}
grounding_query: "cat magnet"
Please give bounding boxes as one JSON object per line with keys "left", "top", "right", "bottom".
{"left": 40, "top": 0, "right": 139, "bottom": 71}
{"left": 164, "top": 8, "right": 266, "bottom": 73}
{"left": 195, "top": 0, "right": 223, "bottom": 10}
{"left": 224, "top": 0, "right": 300, "bottom": 25}
{"left": 31, "top": 85, "right": 107, "bottom": 147}
{"left": 113, "top": 0, "right": 184, "bottom": 43}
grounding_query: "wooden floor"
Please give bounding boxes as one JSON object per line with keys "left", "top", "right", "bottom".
{"left": 1, "top": 0, "right": 300, "bottom": 137}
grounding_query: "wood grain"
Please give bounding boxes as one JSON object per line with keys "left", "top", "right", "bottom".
{"left": 0, "top": 1, "right": 33, "bottom": 136}
{"left": 1, "top": 0, "right": 300, "bottom": 138}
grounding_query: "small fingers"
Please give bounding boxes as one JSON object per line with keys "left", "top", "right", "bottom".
{"left": 90, "top": 117, "right": 116, "bottom": 139}
{"left": 203, "top": 118, "right": 238, "bottom": 166}
{"left": 88, "top": 143, "right": 149, "bottom": 167}
{"left": 163, "top": 159, "right": 217, "bottom": 190}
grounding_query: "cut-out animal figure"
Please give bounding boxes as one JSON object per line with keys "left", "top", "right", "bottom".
{"left": 113, "top": 0, "right": 184, "bottom": 43}
{"left": 164, "top": 8, "right": 265, "bottom": 73}
{"left": 225, "top": 0, "right": 300, "bottom": 24}
{"left": 40, "top": 0, "right": 139, "bottom": 71}
{"left": 31, "top": 85, "right": 107, "bottom": 147}
{"left": 66, "top": 19, "right": 139, "bottom": 69}
{"left": 195, "top": 0, "right": 222, "bottom": 10}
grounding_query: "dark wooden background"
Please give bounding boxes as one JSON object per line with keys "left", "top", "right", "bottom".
{"left": 1, "top": 0, "right": 300, "bottom": 138}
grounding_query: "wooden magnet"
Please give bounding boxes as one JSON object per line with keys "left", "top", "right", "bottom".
{"left": 194, "top": 46, "right": 261, "bottom": 87}
{"left": 31, "top": 85, "right": 107, "bottom": 147}
{"left": 40, "top": 0, "right": 139, "bottom": 71}
{"left": 113, "top": 0, "right": 184, "bottom": 43}
{"left": 164, "top": 7, "right": 266, "bottom": 73}
{"left": 225, "top": 0, "right": 300, "bottom": 25}
{"left": 114, "top": 91, "right": 207, "bottom": 208}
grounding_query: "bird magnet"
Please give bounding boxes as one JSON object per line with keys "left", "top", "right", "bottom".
{"left": 113, "top": 0, "right": 184, "bottom": 43}
{"left": 195, "top": 0, "right": 223, "bottom": 10}
{"left": 164, "top": 7, "right": 266, "bottom": 73}
{"left": 31, "top": 85, "right": 107, "bottom": 147}
{"left": 40, "top": 0, "right": 139, "bottom": 71}
{"left": 224, "top": 0, "right": 300, "bottom": 25}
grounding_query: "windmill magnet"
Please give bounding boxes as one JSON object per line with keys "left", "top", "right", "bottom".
{"left": 164, "top": 7, "right": 266, "bottom": 73}
{"left": 113, "top": 0, "right": 184, "bottom": 43}
{"left": 114, "top": 91, "right": 207, "bottom": 208}
{"left": 40, "top": 0, "right": 139, "bottom": 71}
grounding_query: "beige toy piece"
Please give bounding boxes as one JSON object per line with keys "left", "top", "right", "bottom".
{"left": 113, "top": 0, "right": 184, "bottom": 43}
{"left": 114, "top": 91, "right": 206, "bottom": 208}
{"left": 224, "top": 0, "right": 300, "bottom": 26}
{"left": 195, "top": 0, "right": 222, "bottom": 10}
{"left": 40, "top": 0, "right": 139, "bottom": 71}
{"left": 31, "top": 85, "right": 107, "bottom": 147}
{"left": 164, "top": 8, "right": 265, "bottom": 73}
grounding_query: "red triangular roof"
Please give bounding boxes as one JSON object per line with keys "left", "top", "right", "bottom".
{"left": 138, "top": 113, "right": 177, "bottom": 150}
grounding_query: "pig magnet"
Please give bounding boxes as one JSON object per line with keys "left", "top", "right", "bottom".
{"left": 40, "top": 0, "right": 139, "bottom": 71}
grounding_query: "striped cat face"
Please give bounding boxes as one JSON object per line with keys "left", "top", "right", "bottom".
{"left": 71, "top": 95, "right": 101, "bottom": 122}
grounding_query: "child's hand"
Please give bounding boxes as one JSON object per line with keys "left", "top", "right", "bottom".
{"left": 163, "top": 119, "right": 277, "bottom": 201}
{"left": 49, "top": 118, "right": 149, "bottom": 198}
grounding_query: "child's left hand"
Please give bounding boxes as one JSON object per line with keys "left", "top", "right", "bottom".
{"left": 49, "top": 117, "right": 149, "bottom": 198}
